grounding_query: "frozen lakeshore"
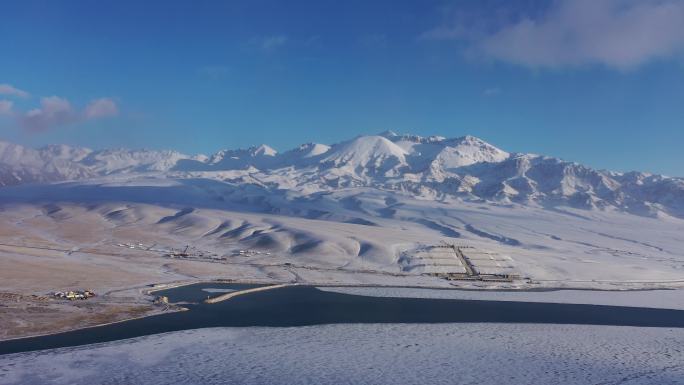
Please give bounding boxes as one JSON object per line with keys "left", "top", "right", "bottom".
{"left": 2, "top": 283, "right": 684, "bottom": 384}
{"left": 1, "top": 323, "right": 683, "bottom": 385}
{"left": 2, "top": 283, "right": 684, "bottom": 356}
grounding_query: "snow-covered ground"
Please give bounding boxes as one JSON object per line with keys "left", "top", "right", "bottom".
{"left": 320, "top": 286, "right": 684, "bottom": 310}
{"left": 1, "top": 132, "right": 683, "bottom": 383}
{"left": 1, "top": 182, "right": 683, "bottom": 290}
{"left": 1, "top": 131, "right": 683, "bottom": 293}
{"left": 1, "top": 324, "right": 683, "bottom": 385}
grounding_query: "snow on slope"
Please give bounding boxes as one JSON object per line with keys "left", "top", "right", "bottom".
{"left": 79, "top": 148, "right": 189, "bottom": 174}
{"left": 313, "top": 135, "right": 410, "bottom": 183}
{"left": 174, "top": 144, "right": 279, "bottom": 171}
{"left": 2, "top": 177, "right": 683, "bottom": 288}
{"left": 1, "top": 132, "right": 683, "bottom": 218}
{"left": 0, "top": 141, "right": 94, "bottom": 186}
{"left": 384, "top": 131, "right": 510, "bottom": 171}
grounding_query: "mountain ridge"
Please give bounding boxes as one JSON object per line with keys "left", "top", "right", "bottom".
{"left": 0, "top": 133, "right": 682, "bottom": 219}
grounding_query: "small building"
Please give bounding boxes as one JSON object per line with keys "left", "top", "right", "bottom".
{"left": 53, "top": 289, "right": 95, "bottom": 300}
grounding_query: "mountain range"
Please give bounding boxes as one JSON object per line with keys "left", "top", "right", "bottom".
{"left": 1, "top": 131, "right": 682, "bottom": 219}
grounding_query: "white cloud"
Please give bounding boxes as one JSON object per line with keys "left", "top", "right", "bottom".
{"left": 250, "top": 35, "right": 288, "bottom": 51}
{"left": 423, "top": 0, "right": 684, "bottom": 70}
{"left": 262, "top": 35, "right": 287, "bottom": 50}
{"left": 483, "top": 87, "right": 502, "bottom": 96}
{"left": 84, "top": 98, "right": 118, "bottom": 119}
{"left": 21, "top": 96, "right": 76, "bottom": 132}
{"left": 0, "top": 83, "right": 120, "bottom": 131}
{"left": 18, "top": 96, "right": 119, "bottom": 132}
{"left": 0, "top": 84, "right": 29, "bottom": 98}
{"left": 0, "top": 100, "right": 13, "bottom": 115}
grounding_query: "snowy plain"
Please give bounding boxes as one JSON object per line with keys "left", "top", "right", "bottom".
{"left": 1, "top": 179, "right": 682, "bottom": 290}
{"left": 1, "top": 132, "right": 684, "bottom": 384}
{"left": 1, "top": 324, "right": 683, "bottom": 385}
{"left": 2, "top": 132, "right": 684, "bottom": 291}
{"left": 319, "top": 286, "right": 684, "bottom": 310}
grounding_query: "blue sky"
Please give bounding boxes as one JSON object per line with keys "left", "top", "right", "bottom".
{"left": 1, "top": 0, "right": 684, "bottom": 176}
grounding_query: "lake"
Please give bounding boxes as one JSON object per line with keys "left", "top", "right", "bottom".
{"left": 1, "top": 283, "right": 684, "bottom": 355}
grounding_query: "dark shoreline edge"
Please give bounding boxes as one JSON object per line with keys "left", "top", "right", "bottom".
{"left": 1, "top": 283, "right": 684, "bottom": 356}
{"left": 1, "top": 280, "right": 681, "bottom": 344}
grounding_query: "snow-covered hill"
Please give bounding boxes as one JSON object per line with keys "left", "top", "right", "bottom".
{"left": 1, "top": 133, "right": 682, "bottom": 218}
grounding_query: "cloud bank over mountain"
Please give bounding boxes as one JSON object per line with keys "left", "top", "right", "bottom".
{"left": 0, "top": 84, "right": 119, "bottom": 132}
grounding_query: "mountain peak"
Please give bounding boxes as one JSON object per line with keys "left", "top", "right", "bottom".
{"left": 294, "top": 143, "right": 331, "bottom": 158}
{"left": 319, "top": 135, "right": 409, "bottom": 177}
{"left": 442, "top": 135, "right": 510, "bottom": 165}
{"left": 0, "top": 133, "right": 682, "bottom": 219}
{"left": 250, "top": 144, "right": 277, "bottom": 157}
{"left": 378, "top": 130, "right": 399, "bottom": 138}
{"left": 326, "top": 135, "right": 408, "bottom": 160}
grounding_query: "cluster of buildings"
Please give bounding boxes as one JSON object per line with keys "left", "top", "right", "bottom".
{"left": 52, "top": 290, "right": 96, "bottom": 300}
{"left": 116, "top": 242, "right": 149, "bottom": 250}
{"left": 235, "top": 249, "right": 270, "bottom": 256}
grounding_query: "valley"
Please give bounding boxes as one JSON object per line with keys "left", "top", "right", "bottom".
{"left": 1, "top": 132, "right": 683, "bottom": 341}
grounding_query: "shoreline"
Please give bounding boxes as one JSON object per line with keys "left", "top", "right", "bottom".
{"left": 0, "top": 306, "right": 186, "bottom": 344}
{"left": 2, "top": 278, "right": 684, "bottom": 344}
{"left": 146, "top": 277, "right": 684, "bottom": 294}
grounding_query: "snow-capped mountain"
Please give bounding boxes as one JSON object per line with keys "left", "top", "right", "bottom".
{"left": 0, "top": 141, "right": 94, "bottom": 186}
{"left": 1, "top": 133, "right": 682, "bottom": 218}
{"left": 0, "top": 141, "right": 191, "bottom": 185}
{"left": 176, "top": 144, "right": 278, "bottom": 171}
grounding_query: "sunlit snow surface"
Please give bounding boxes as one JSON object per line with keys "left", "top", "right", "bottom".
{"left": 2, "top": 132, "right": 684, "bottom": 288}
{"left": 3, "top": 133, "right": 684, "bottom": 219}
{"left": 1, "top": 324, "right": 683, "bottom": 385}
{"left": 2, "top": 133, "right": 684, "bottom": 384}
{"left": 1, "top": 176, "right": 683, "bottom": 288}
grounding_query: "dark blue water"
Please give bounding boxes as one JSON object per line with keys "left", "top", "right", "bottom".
{"left": 1, "top": 283, "right": 683, "bottom": 355}
{"left": 155, "top": 283, "right": 263, "bottom": 303}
